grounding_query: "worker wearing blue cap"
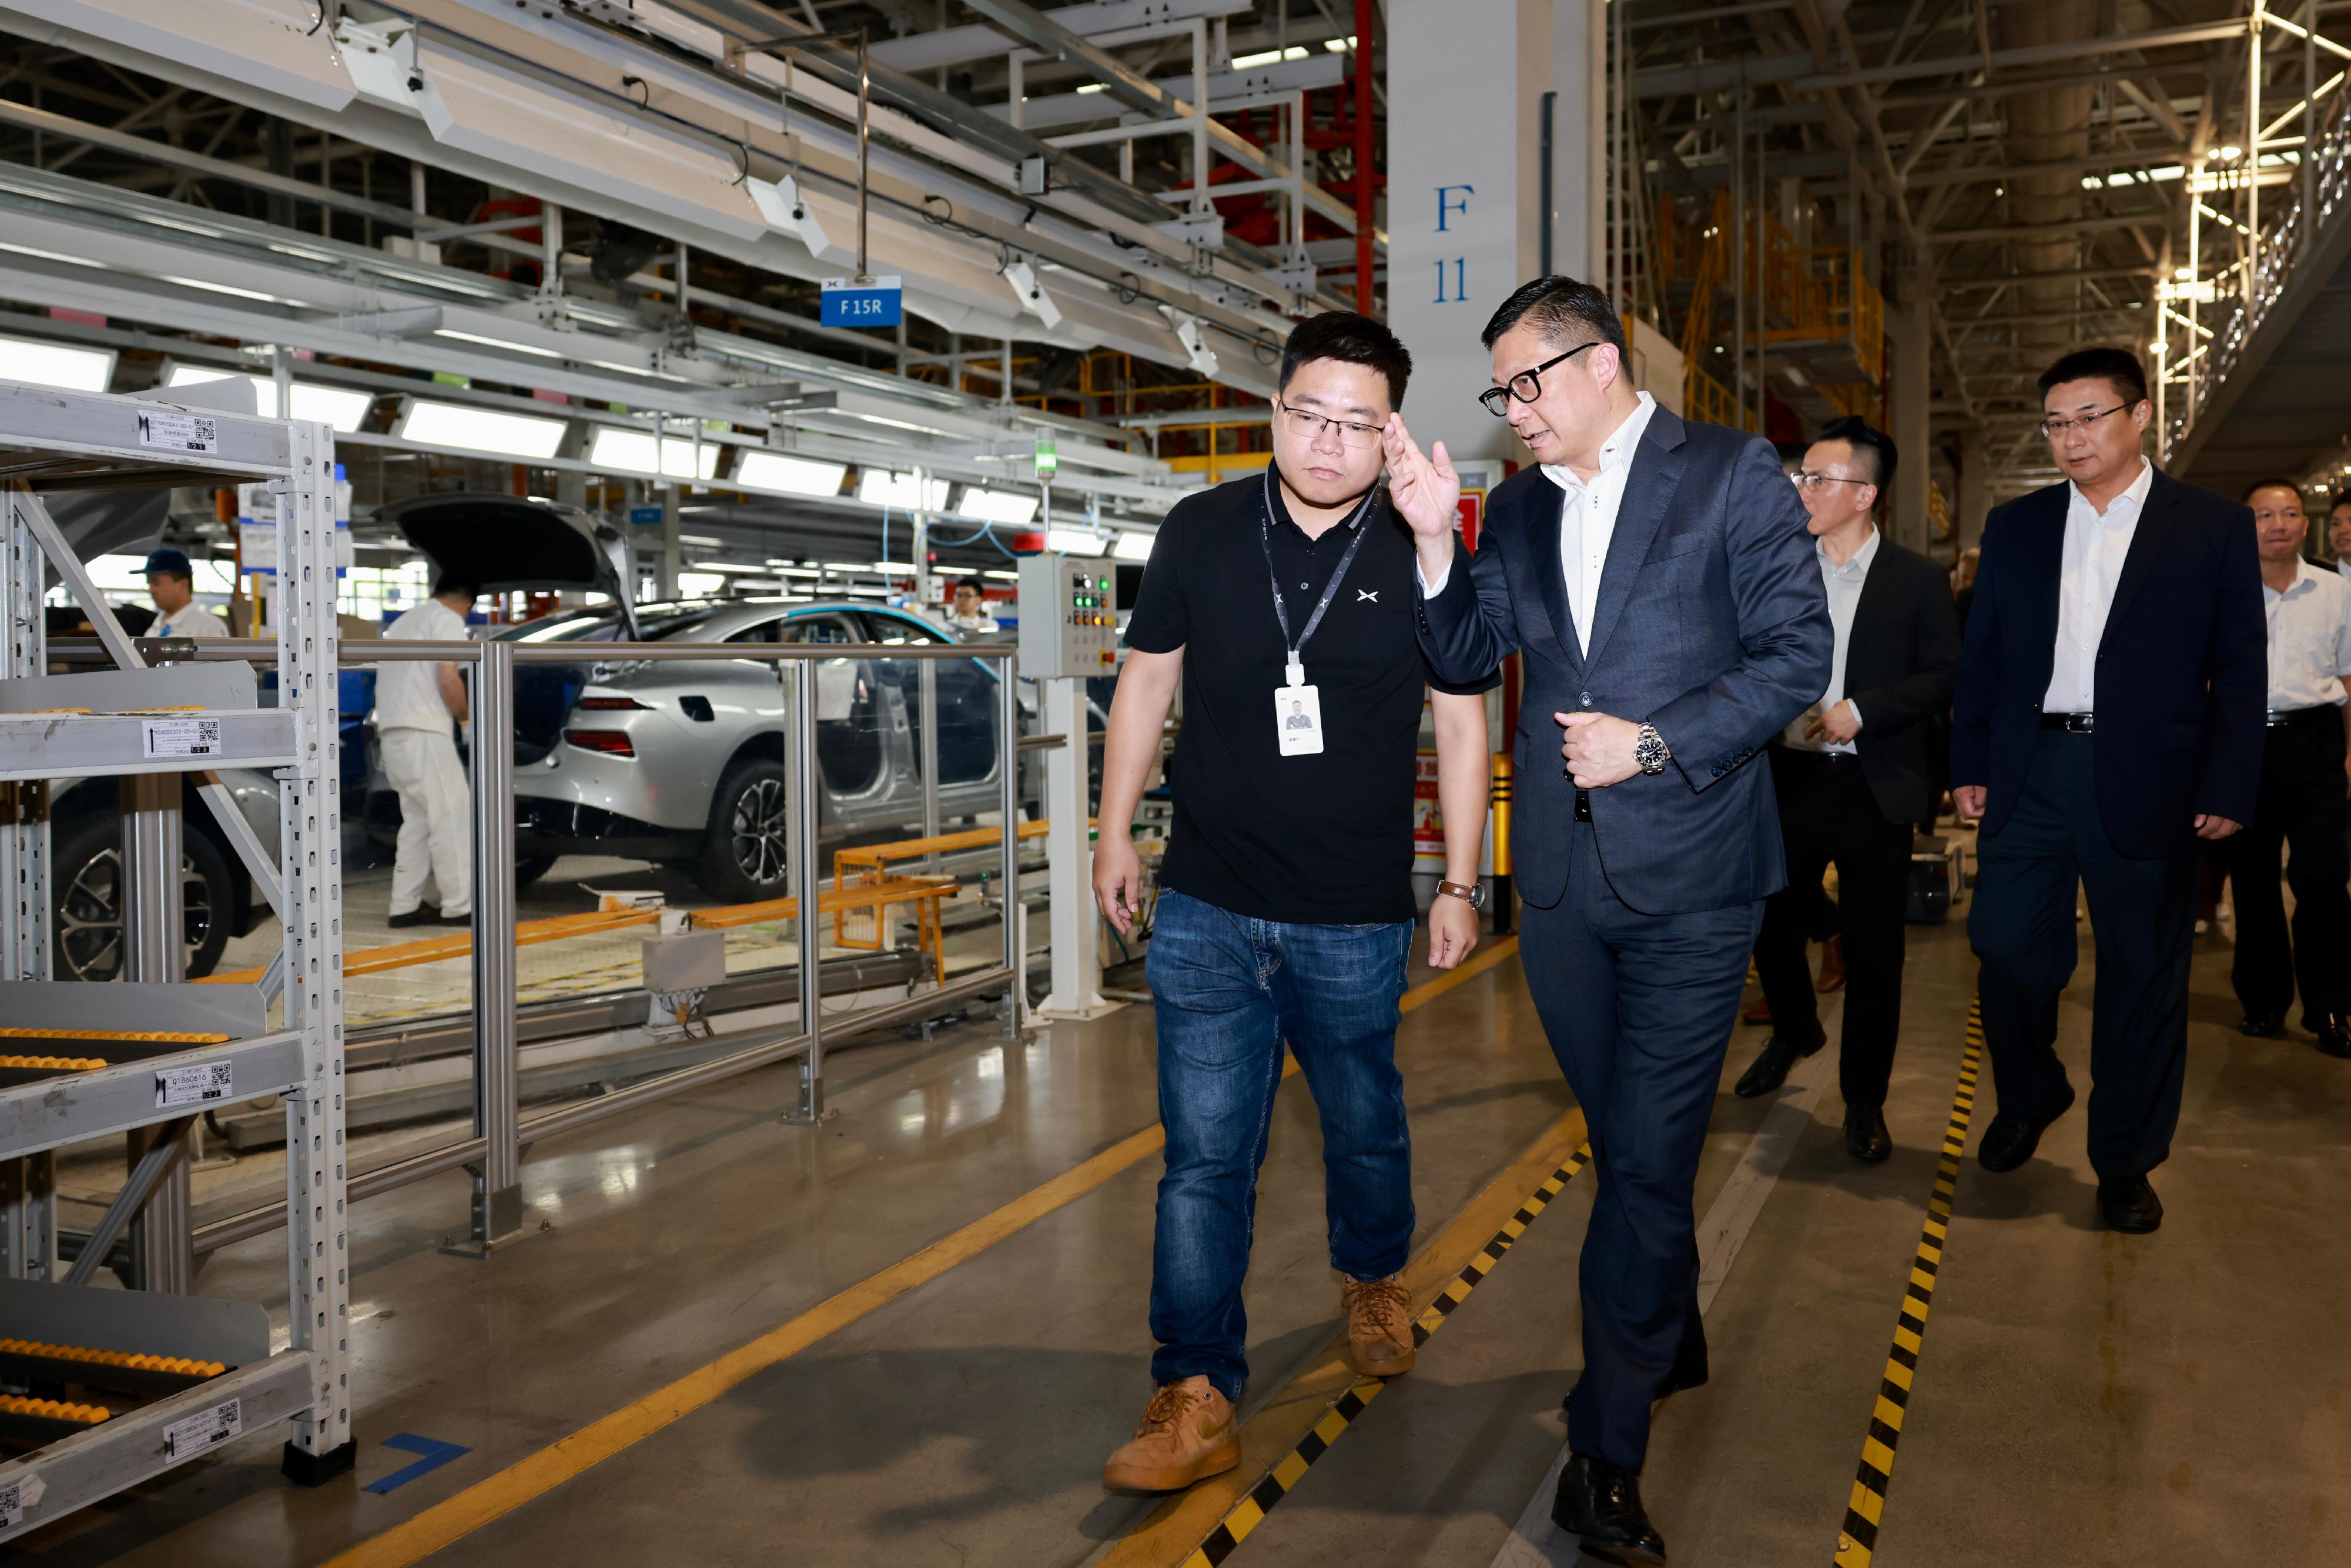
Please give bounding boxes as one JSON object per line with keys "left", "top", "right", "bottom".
{"left": 144, "top": 548, "right": 226, "bottom": 640}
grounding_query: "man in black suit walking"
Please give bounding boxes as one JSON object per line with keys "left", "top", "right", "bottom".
{"left": 1952, "top": 347, "right": 2265, "bottom": 1235}
{"left": 1735, "top": 418, "right": 1960, "bottom": 1162}
{"left": 1385, "top": 277, "right": 1830, "bottom": 1566}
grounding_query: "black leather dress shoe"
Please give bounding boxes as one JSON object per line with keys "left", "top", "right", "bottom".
{"left": 1552, "top": 1453, "right": 1667, "bottom": 1566}
{"left": 2238, "top": 1011, "right": 2288, "bottom": 1038}
{"left": 1844, "top": 1101, "right": 1892, "bottom": 1163}
{"left": 387, "top": 906, "right": 441, "bottom": 929}
{"left": 2315, "top": 1015, "right": 2351, "bottom": 1059}
{"left": 2097, "top": 1175, "right": 2163, "bottom": 1233}
{"left": 1733, "top": 1028, "right": 1825, "bottom": 1098}
{"left": 1976, "top": 1084, "right": 2076, "bottom": 1173}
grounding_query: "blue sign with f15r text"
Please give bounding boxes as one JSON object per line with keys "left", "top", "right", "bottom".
{"left": 820, "top": 275, "right": 903, "bottom": 329}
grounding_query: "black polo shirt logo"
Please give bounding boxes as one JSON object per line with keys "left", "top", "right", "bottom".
{"left": 1357, "top": 589, "right": 1379, "bottom": 602}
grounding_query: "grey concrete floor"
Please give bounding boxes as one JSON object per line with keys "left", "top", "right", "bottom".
{"left": 15, "top": 866, "right": 2351, "bottom": 1568}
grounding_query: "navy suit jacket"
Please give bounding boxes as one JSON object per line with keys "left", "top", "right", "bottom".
{"left": 1949, "top": 468, "right": 2265, "bottom": 859}
{"left": 1415, "top": 406, "right": 1833, "bottom": 915}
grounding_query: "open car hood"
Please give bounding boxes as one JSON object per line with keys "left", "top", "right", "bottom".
{"left": 377, "top": 493, "right": 635, "bottom": 631}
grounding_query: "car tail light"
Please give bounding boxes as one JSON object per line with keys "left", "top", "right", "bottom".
{"left": 564, "top": 728, "right": 635, "bottom": 757}
{"left": 576, "top": 695, "right": 648, "bottom": 710}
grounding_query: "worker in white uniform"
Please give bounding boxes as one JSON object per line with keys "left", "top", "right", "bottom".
{"left": 144, "top": 548, "right": 227, "bottom": 639}
{"left": 376, "top": 574, "right": 479, "bottom": 928}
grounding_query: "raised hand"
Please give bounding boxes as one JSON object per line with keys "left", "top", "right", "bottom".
{"left": 1381, "top": 413, "right": 1461, "bottom": 543}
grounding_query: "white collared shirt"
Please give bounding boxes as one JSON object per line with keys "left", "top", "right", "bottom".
{"left": 150, "top": 601, "right": 226, "bottom": 639}
{"left": 1541, "top": 392, "right": 1659, "bottom": 656}
{"left": 2262, "top": 559, "right": 2351, "bottom": 711}
{"left": 1781, "top": 526, "right": 1880, "bottom": 755}
{"left": 2041, "top": 457, "right": 2156, "bottom": 713}
{"left": 2337, "top": 556, "right": 2351, "bottom": 585}
{"left": 1415, "top": 394, "right": 1658, "bottom": 649}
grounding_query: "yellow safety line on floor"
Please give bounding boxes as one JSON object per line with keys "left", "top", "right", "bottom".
{"left": 1833, "top": 1001, "right": 1984, "bottom": 1568}
{"left": 1133, "top": 1134, "right": 1593, "bottom": 1568}
{"left": 1096, "top": 1100, "right": 1582, "bottom": 1568}
{"left": 321, "top": 936, "right": 1521, "bottom": 1568}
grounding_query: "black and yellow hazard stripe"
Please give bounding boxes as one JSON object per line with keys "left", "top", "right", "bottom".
{"left": 1834, "top": 1002, "right": 1984, "bottom": 1567}
{"left": 1177, "top": 1144, "right": 1594, "bottom": 1568}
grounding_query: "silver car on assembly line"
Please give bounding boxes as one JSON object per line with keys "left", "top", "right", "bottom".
{"left": 367, "top": 494, "right": 1097, "bottom": 902}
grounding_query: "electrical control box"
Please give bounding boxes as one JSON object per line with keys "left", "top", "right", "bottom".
{"left": 1017, "top": 552, "right": 1119, "bottom": 677}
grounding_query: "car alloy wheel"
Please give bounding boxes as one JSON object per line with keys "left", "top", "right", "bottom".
{"left": 728, "top": 775, "right": 791, "bottom": 886}
{"left": 55, "top": 847, "right": 216, "bottom": 983}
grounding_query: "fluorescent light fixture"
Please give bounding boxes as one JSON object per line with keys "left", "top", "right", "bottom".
{"left": 0, "top": 334, "right": 115, "bottom": 392}
{"left": 856, "top": 469, "right": 952, "bottom": 509}
{"left": 597, "top": 429, "right": 719, "bottom": 482}
{"left": 820, "top": 561, "right": 873, "bottom": 574}
{"left": 1076, "top": 82, "right": 1106, "bottom": 95}
{"left": 162, "top": 275, "right": 277, "bottom": 302}
{"left": 771, "top": 566, "right": 822, "bottom": 578}
{"left": 163, "top": 365, "right": 373, "bottom": 432}
{"left": 734, "top": 451, "right": 848, "bottom": 497}
{"left": 1114, "top": 531, "right": 1157, "bottom": 562}
{"left": 395, "top": 398, "right": 568, "bottom": 460}
{"left": 678, "top": 572, "right": 726, "bottom": 596}
{"left": 1046, "top": 528, "right": 1107, "bottom": 557}
{"left": 679, "top": 535, "right": 724, "bottom": 546}
{"left": 874, "top": 560, "right": 916, "bottom": 572}
{"left": 434, "top": 327, "right": 564, "bottom": 359}
{"left": 957, "top": 487, "right": 1040, "bottom": 525}
{"left": 691, "top": 561, "right": 773, "bottom": 574}
{"left": 588, "top": 427, "right": 720, "bottom": 481}
{"left": 982, "top": 569, "right": 1019, "bottom": 581}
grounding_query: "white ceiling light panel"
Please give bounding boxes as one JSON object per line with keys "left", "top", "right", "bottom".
{"left": 588, "top": 428, "right": 721, "bottom": 481}
{"left": 0, "top": 333, "right": 116, "bottom": 392}
{"left": 395, "top": 398, "right": 568, "bottom": 460}
{"left": 733, "top": 451, "right": 849, "bottom": 498}
{"left": 856, "top": 470, "right": 952, "bottom": 510}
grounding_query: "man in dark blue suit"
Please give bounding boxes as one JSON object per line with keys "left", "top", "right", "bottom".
{"left": 1385, "top": 277, "right": 1829, "bottom": 1565}
{"left": 1951, "top": 347, "right": 2265, "bottom": 1235}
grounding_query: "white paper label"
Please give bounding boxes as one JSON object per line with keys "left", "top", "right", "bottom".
{"left": 162, "top": 1398, "right": 240, "bottom": 1459}
{"left": 142, "top": 718, "right": 222, "bottom": 758}
{"left": 136, "top": 408, "right": 219, "bottom": 454}
{"left": 0, "top": 1479, "right": 21, "bottom": 1529}
{"left": 155, "top": 1060, "right": 233, "bottom": 1108}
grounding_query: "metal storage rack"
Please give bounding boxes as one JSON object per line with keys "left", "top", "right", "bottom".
{"left": 0, "top": 380, "right": 350, "bottom": 1540}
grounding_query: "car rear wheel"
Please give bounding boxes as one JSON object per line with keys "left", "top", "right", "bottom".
{"left": 701, "top": 759, "right": 793, "bottom": 903}
{"left": 52, "top": 815, "right": 236, "bottom": 981}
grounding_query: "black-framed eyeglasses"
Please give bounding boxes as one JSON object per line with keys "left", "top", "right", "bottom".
{"left": 2037, "top": 403, "right": 2129, "bottom": 441}
{"left": 1479, "top": 343, "right": 1598, "bottom": 416}
{"left": 1789, "top": 472, "right": 1873, "bottom": 492}
{"left": 1275, "top": 399, "right": 1384, "bottom": 450}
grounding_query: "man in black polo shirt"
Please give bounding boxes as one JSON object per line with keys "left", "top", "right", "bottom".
{"left": 1091, "top": 313, "right": 1496, "bottom": 1493}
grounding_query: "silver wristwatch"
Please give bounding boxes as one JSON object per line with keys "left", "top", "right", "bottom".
{"left": 1633, "top": 721, "right": 1671, "bottom": 775}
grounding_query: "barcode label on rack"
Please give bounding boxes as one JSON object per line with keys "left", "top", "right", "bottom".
{"left": 136, "top": 408, "right": 219, "bottom": 454}
{"left": 162, "top": 1398, "right": 240, "bottom": 1458}
{"left": 0, "top": 1479, "right": 21, "bottom": 1528}
{"left": 142, "top": 718, "right": 222, "bottom": 758}
{"left": 155, "top": 1060, "right": 233, "bottom": 1107}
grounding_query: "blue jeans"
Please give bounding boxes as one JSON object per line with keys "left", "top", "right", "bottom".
{"left": 1144, "top": 889, "right": 1418, "bottom": 1402}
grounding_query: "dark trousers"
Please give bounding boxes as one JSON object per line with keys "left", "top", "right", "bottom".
{"left": 1967, "top": 731, "right": 2198, "bottom": 1182}
{"left": 1754, "top": 748, "right": 1915, "bottom": 1107}
{"left": 1519, "top": 822, "right": 1762, "bottom": 1472}
{"left": 2223, "top": 711, "right": 2351, "bottom": 1026}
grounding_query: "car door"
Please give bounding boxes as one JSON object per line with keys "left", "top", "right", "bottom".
{"left": 774, "top": 612, "right": 895, "bottom": 816}
{"left": 860, "top": 612, "right": 1003, "bottom": 806}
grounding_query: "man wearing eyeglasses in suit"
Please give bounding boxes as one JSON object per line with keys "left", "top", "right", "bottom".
{"left": 1951, "top": 347, "right": 2265, "bottom": 1235}
{"left": 1385, "top": 276, "right": 1830, "bottom": 1563}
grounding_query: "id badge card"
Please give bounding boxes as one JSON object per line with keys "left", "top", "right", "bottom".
{"left": 1274, "top": 681, "right": 1324, "bottom": 756}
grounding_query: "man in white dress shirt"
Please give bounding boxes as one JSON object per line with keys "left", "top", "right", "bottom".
{"left": 1736, "top": 419, "right": 1960, "bottom": 1164}
{"left": 1951, "top": 347, "right": 2265, "bottom": 1234}
{"left": 2327, "top": 492, "right": 2351, "bottom": 582}
{"left": 2225, "top": 481, "right": 2351, "bottom": 1056}
{"left": 376, "top": 574, "right": 478, "bottom": 928}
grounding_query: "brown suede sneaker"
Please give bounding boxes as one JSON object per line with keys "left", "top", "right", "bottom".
{"left": 1101, "top": 1376, "right": 1241, "bottom": 1492}
{"left": 1341, "top": 1274, "right": 1416, "bottom": 1377}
